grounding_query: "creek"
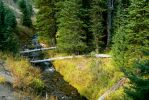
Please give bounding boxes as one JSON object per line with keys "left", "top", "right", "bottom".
{"left": 21, "top": 34, "right": 87, "bottom": 100}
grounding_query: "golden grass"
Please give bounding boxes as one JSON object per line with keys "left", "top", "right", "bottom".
{"left": 106, "top": 87, "right": 132, "bottom": 100}
{"left": 0, "top": 76, "right": 6, "bottom": 83}
{"left": 0, "top": 52, "right": 44, "bottom": 94}
{"left": 54, "top": 57, "right": 124, "bottom": 100}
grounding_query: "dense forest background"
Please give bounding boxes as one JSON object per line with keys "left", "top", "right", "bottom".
{"left": 0, "top": 0, "right": 149, "bottom": 100}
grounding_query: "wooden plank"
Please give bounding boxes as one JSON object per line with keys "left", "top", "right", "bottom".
{"left": 30, "top": 54, "right": 111, "bottom": 63}
{"left": 20, "top": 47, "right": 56, "bottom": 54}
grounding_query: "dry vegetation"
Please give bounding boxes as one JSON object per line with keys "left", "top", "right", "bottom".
{"left": 0, "top": 52, "right": 44, "bottom": 95}
{"left": 54, "top": 57, "right": 124, "bottom": 100}
{"left": 0, "top": 76, "right": 6, "bottom": 83}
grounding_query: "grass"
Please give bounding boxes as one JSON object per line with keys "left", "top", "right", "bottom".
{"left": 0, "top": 76, "right": 6, "bottom": 83}
{"left": 0, "top": 51, "right": 128, "bottom": 99}
{"left": 106, "top": 87, "right": 132, "bottom": 100}
{"left": 53, "top": 57, "right": 124, "bottom": 100}
{"left": 0, "top": 52, "right": 44, "bottom": 95}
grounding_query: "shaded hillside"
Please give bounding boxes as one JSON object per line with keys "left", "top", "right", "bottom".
{"left": 2, "top": 0, "right": 22, "bottom": 18}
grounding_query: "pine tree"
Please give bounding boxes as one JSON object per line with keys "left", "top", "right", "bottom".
{"left": 0, "top": 1, "right": 18, "bottom": 53}
{"left": 56, "top": 0, "right": 87, "bottom": 54}
{"left": 18, "top": 0, "right": 32, "bottom": 27}
{"left": 106, "top": 0, "right": 114, "bottom": 48}
{"left": 112, "top": 0, "right": 130, "bottom": 67}
{"left": 90, "top": 0, "right": 106, "bottom": 53}
{"left": 124, "top": 54, "right": 149, "bottom": 100}
{"left": 80, "top": 0, "right": 94, "bottom": 53}
{"left": 112, "top": 0, "right": 149, "bottom": 67}
{"left": 112, "top": 1, "right": 149, "bottom": 99}
{"left": 4, "top": 8, "right": 17, "bottom": 28}
{"left": 0, "top": 0, "right": 5, "bottom": 27}
{"left": 35, "top": 0, "right": 57, "bottom": 46}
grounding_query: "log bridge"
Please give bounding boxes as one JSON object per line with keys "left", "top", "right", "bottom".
{"left": 20, "top": 47, "right": 111, "bottom": 63}
{"left": 30, "top": 54, "right": 112, "bottom": 63}
{"left": 20, "top": 47, "right": 56, "bottom": 54}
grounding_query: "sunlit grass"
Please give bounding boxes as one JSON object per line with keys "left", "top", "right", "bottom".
{"left": 54, "top": 57, "right": 124, "bottom": 100}
{"left": 0, "top": 52, "right": 44, "bottom": 94}
{"left": 0, "top": 76, "right": 6, "bottom": 83}
{"left": 106, "top": 87, "right": 132, "bottom": 100}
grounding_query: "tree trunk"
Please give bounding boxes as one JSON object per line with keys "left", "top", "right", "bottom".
{"left": 95, "top": 36, "right": 99, "bottom": 54}
{"left": 107, "top": 0, "right": 114, "bottom": 48}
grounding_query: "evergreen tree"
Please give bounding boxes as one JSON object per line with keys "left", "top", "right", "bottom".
{"left": 35, "top": 0, "right": 57, "bottom": 46}
{"left": 90, "top": 0, "right": 106, "bottom": 53}
{"left": 112, "top": 0, "right": 130, "bottom": 67}
{"left": 112, "top": 1, "right": 149, "bottom": 99}
{"left": 18, "top": 0, "right": 32, "bottom": 27}
{"left": 0, "top": 0, "right": 5, "bottom": 27}
{"left": 56, "top": 0, "right": 87, "bottom": 54}
{"left": 80, "top": 0, "right": 94, "bottom": 52}
{"left": 112, "top": 0, "right": 149, "bottom": 67}
{"left": 106, "top": 0, "right": 114, "bottom": 48}
{"left": 124, "top": 54, "right": 149, "bottom": 100}
{"left": 0, "top": 1, "right": 18, "bottom": 53}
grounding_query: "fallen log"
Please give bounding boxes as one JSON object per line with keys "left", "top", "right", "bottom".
{"left": 95, "top": 54, "right": 112, "bottom": 58}
{"left": 20, "top": 47, "right": 56, "bottom": 54}
{"left": 30, "top": 54, "right": 111, "bottom": 63}
{"left": 31, "top": 55, "right": 85, "bottom": 63}
{"left": 98, "top": 78, "right": 127, "bottom": 100}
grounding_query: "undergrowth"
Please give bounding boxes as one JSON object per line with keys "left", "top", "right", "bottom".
{"left": 54, "top": 57, "right": 124, "bottom": 100}
{"left": 0, "top": 52, "right": 44, "bottom": 95}
{"left": 0, "top": 76, "right": 6, "bottom": 83}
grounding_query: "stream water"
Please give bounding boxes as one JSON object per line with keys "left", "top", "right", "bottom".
{"left": 21, "top": 35, "right": 87, "bottom": 100}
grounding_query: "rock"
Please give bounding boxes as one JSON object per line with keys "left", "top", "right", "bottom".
{"left": 24, "top": 96, "right": 31, "bottom": 100}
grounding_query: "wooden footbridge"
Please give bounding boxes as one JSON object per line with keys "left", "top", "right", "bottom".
{"left": 20, "top": 47, "right": 111, "bottom": 63}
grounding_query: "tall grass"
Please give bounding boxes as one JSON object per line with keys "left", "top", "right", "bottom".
{"left": 0, "top": 76, "right": 6, "bottom": 83}
{"left": 0, "top": 52, "right": 44, "bottom": 95}
{"left": 54, "top": 57, "right": 124, "bottom": 100}
{"left": 106, "top": 87, "right": 132, "bottom": 100}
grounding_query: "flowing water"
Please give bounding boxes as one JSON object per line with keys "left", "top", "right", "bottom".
{"left": 21, "top": 35, "right": 87, "bottom": 100}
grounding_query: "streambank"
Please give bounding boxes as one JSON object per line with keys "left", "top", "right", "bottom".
{"left": 0, "top": 61, "right": 32, "bottom": 100}
{"left": 19, "top": 35, "right": 87, "bottom": 100}
{"left": 27, "top": 52, "right": 87, "bottom": 100}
